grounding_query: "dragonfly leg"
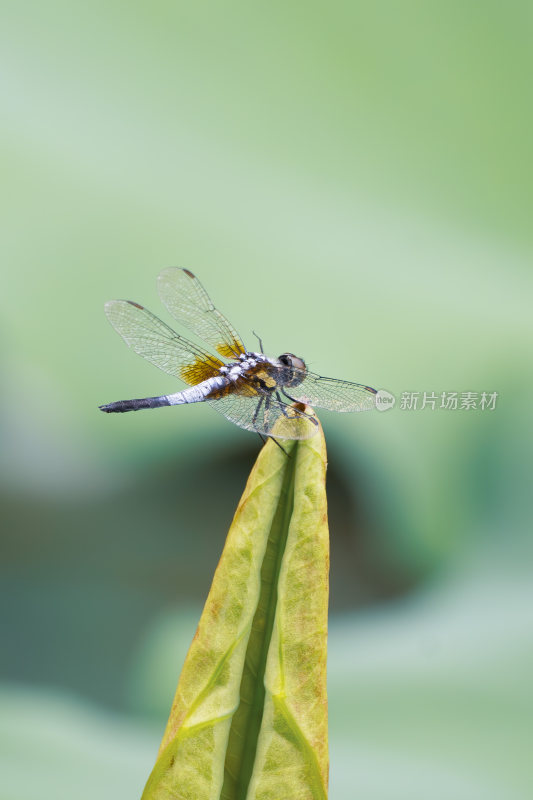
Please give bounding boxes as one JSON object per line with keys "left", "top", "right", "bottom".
{"left": 255, "top": 395, "right": 289, "bottom": 455}
{"left": 263, "top": 397, "right": 289, "bottom": 455}
{"left": 264, "top": 394, "right": 272, "bottom": 426}
{"left": 252, "top": 330, "right": 265, "bottom": 354}
{"left": 268, "top": 435, "right": 290, "bottom": 456}
{"left": 281, "top": 388, "right": 299, "bottom": 404}
{"left": 276, "top": 391, "right": 291, "bottom": 417}
{"left": 280, "top": 390, "right": 317, "bottom": 421}
{"left": 252, "top": 395, "right": 264, "bottom": 430}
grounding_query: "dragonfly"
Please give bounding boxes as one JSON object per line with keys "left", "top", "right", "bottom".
{"left": 99, "top": 268, "right": 377, "bottom": 441}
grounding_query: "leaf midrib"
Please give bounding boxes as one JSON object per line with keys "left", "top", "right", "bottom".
{"left": 220, "top": 448, "right": 296, "bottom": 800}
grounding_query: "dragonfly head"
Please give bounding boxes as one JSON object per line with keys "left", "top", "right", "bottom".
{"left": 278, "top": 353, "right": 306, "bottom": 387}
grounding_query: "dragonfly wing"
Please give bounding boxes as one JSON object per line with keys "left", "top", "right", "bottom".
{"left": 158, "top": 268, "right": 246, "bottom": 359}
{"left": 207, "top": 393, "right": 318, "bottom": 440}
{"left": 286, "top": 369, "right": 377, "bottom": 412}
{"left": 105, "top": 300, "right": 224, "bottom": 384}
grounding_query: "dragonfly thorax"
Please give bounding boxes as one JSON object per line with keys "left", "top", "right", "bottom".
{"left": 220, "top": 352, "right": 271, "bottom": 379}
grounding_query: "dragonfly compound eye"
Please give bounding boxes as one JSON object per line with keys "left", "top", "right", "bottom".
{"left": 278, "top": 353, "right": 306, "bottom": 386}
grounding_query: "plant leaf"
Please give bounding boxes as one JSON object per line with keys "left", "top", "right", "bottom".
{"left": 141, "top": 411, "right": 329, "bottom": 800}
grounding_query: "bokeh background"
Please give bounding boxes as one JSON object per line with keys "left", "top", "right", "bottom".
{"left": 1, "top": 3, "right": 532, "bottom": 798}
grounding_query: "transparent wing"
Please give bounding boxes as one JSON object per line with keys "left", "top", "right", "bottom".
{"left": 287, "top": 370, "right": 377, "bottom": 412}
{"left": 157, "top": 268, "right": 246, "bottom": 359}
{"left": 207, "top": 393, "right": 319, "bottom": 440}
{"left": 104, "top": 300, "right": 224, "bottom": 385}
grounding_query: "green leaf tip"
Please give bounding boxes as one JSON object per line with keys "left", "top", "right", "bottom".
{"left": 141, "top": 408, "right": 329, "bottom": 800}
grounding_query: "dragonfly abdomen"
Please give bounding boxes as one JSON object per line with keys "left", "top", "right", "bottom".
{"left": 99, "top": 377, "right": 228, "bottom": 414}
{"left": 166, "top": 376, "right": 229, "bottom": 405}
{"left": 99, "top": 395, "right": 172, "bottom": 413}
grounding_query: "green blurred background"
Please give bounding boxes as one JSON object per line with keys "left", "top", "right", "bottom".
{"left": 1, "top": 2, "right": 532, "bottom": 798}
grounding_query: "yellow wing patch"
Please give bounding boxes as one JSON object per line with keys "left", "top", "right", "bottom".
{"left": 216, "top": 340, "right": 246, "bottom": 359}
{"left": 180, "top": 355, "right": 225, "bottom": 386}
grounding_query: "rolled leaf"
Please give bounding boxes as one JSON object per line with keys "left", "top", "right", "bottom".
{"left": 141, "top": 410, "right": 329, "bottom": 800}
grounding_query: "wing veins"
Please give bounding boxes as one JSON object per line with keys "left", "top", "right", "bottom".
{"left": 104, "top": 300, "right": 224, "bottom": 384}
{"left": 158, "top": 268, "right": 246, "bottom": 358}
{"left": 287, "top": 369, "right": 377, "bottom": 412}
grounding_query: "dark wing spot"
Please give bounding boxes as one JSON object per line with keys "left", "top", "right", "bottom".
{"left": 183, "top": 269, "right": 195, "bottom": 278}
{"left": 128, "top": 301, "right": 144, "bottom": 310}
